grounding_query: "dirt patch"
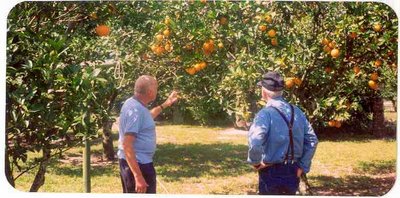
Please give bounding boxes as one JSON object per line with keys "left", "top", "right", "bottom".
{"left": 59, "top": 153, "right": 117, "bottom": 167}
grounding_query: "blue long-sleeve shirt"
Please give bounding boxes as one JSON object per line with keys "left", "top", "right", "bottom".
{"left": 247, "top": 96, "right": 318, "bottom": 173}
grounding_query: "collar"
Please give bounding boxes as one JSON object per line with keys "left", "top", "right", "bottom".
{"left": 265, "top": 96, "right": 285, "bottom": 107}
{"left": 132, "top": 96, "right": 147, "bottom": 108}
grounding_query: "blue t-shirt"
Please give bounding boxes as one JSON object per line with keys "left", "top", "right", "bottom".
{"left": 117, "top": 97, "right": 156, "bottom": 164}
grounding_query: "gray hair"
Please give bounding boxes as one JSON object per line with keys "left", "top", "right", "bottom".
{"left": 134, "top": 75, "right": 157, "bottom": 95}
{"left": 262, "top": 87, "right": 283, "bottom": 98}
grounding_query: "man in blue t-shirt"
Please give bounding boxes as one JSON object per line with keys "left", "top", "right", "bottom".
{"left": 118, "top": 75, "right": 178, "bottom": 194}
{"left": 247, "top": 71, "right": 318, "bottom": 195}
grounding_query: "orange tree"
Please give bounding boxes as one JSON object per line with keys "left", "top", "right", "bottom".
{"left": 113, "top": 1, "right": 397, "bottom": 131}
{"left": 6, "top": 1, "right": 125, "bottom": 190}
{"left": 6, "top": 0, "right": 397, "bottom": 191}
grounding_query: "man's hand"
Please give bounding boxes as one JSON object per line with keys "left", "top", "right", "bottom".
{"left": 297, "top": 167, "right": 303, "bottom": 178}
{"left": 135, "top": 175, "right": 148, "bottom": 193}
{"left": 162, "top": 90, "right": 179, "bottom": 108}
{"left": 253, "top": 162, "right": 270, "bottom": 170}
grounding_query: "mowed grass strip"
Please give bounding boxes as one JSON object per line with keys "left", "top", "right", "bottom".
{"left": 14, "top": 125, "right": 396, "bottom": 195}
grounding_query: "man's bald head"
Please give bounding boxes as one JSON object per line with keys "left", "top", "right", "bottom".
{"left": 134, "top": 75, "right": 158, "bottom": 96}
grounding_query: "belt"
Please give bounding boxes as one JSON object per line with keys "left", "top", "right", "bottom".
{"left": 259, "top": 160, "right": 298, "bottom": 170}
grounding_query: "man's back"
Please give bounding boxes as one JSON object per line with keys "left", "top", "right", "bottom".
{"left": 117, "top": 97, "right": 156, "bottom": 164}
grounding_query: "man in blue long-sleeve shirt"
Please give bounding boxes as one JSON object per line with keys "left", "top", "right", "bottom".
{"left": 247, "top": 71, "right": 318, "bottom": 195}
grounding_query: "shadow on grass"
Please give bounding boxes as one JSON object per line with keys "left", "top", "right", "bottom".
{"left": 48, "top": 163, "right": 118, "bottom": 177}
{"left": 355, "top": 160, "right": 396, "bottom": 174}
{"left": 154, "top": 143, "right": 252, "bottom": 181}
{"left": 309, "top": 174, "right": 396, "bottom": 196}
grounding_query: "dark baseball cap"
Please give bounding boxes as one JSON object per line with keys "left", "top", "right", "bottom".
{"left": 257, "top": 71, "right": 284, "bottom": 91}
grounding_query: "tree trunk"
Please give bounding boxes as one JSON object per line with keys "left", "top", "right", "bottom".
{"left": 29, "top": 147, "right": 51, "bottom": 192}
{"left": 372, "top": 96, "right": 385, "bottom": 137}
{"left": 102, "top": 117, "right": 115, "bottom": 161}
{"left": 172, "top": 105, "right": 184, "bottom": 124}
{"left": 5, "top": 147, "right": 15, "bottom": 188}
{"left": 102, "top": 91, "right": 118, "bottom": 161}
{"left": 391, "top": 99, "right": 397, "bottom": 112}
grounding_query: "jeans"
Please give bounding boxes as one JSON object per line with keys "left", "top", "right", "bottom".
{"left": 119, "top": 158, "right": 157, "bottom": 193}
{"left": 258, "top": 162, "right": 300, "bottom": 195}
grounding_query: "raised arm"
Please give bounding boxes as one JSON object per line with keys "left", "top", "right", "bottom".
{"left": 150, "top": 90, "right": 179, "bottom": 118}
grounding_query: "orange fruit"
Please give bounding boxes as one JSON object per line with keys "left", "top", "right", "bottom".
{"left": 368, "top": 80, "right": 378, "bottom": 90}
{"left": 370, "top": 72, "right": 379, "bottom": 81}
{"left": 219, "top": 17, "right": 228, "bottom": 25}
{"left": 334, "top": 121, "right": 342, "bottom": 128}
{"left": 373, "top": 23, "right": 382, "bottom": 32}
{"left": 199, "top": 61, "right": 207, "bottom": 70}
{"left": 374, "top": 60, "right": 382, "bottom": 67}
{"left": 95, "top": 25, "right": 111, "bottom": 37}
{"left": 324, "top": 67, "right": 332, "bottom": 73}
{"left": 200, "top": 0, "right": 207, "bottom": 4}
{"left": 328, "top": 41, "right": 336, "bottom": 49}
{"left": 194, "top": 63, "right": 202, "bottom": 72}
{"left": 323, "top": 45, "right": 332, "bottom": 53}
{"left": 353, "top": 66, "right": 360, "bottom": 74}
{"left": 164, "top": 44, "right": 172, "bottom": 51}
{"left": 154, "top": 46, "right": 164, "bottom": 55}
{"left": 186, "top": 67, "right": 196, "bottom": 75}
{"left": 265, "top": 15, "right": 272, "bottom": 23}
{"left": 271, "top": 38, "right": 278, "bottom": 46}
{"left": 203, "top": 40, "right": 215, "bottom": 55}
{"left": 285, "top": 78, "right": 295, "bottom": 88}
{"left": 155, "top": 34, "right": 164, "bottom": 42}
{"left": 294, "top": 78, "right": 302, "bottom": 86}
{"left": 387, "top": 50, "right": 394, "bottom": 57}
{"left": 218, "top": 42, "right": 224, "bottom": 49}
{"left": 259, "top": 25, "right": 267, "bottom": 32}
{"left": 349, "top": 32, "right": 357, "bottom": 39}
{"left": 267, "top": 29, "right": 276, "bottom": 37}
{"left": 321, "top": 38, "right": 330, "bottom": 46}
{"left": 150, "top": 45, "right": 157, "bottom": 52}
{"left": 163, "top": 29, "right": 170, "bottom": 37}
{"left": 331, "top": 48, "right": 340, "bottom": 58}
{"left": 328, "top": 120, "right": 336, "bottom": 127}
{"left": 165, "top": 17, "right": 171, "bottom": 25}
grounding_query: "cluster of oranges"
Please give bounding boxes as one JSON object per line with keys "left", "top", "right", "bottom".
{"left": 368, "top": 71, "right": 379, "bottom": 90}
{"left": 321, "top": 38, "right": 340, "bottom": 58}
{"left": 258, "top": 15, "right": 278, "bottom": 46}
{"left": 185, "top": 61, "right": 207, "bottom": 75}
{"left": 285, "top": 77, "right": 302, "bottom": 89}
{"left": 366, "top": 23, "right": 384, "bottom": 90}
{"left": 151, "top": 19, "right": 173, "bottom": 56}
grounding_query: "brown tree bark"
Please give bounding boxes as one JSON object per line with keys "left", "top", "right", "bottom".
{"left": 5, "top": 147, "right": 15, "bottom": 188}
{"left": 102, "top": 117, "right": 115, "bottom": 161}
{"left": 29, "top": 147, "right": 51, "bottom": 192}
{"left": 372, "top": 96, "right": 385, "bottom": 137}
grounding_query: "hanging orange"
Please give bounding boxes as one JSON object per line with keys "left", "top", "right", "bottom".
{"left": 95, "top": 25, "right": 111, "bottom": 37}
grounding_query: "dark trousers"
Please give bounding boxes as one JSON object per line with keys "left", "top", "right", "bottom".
{"left": 258, "top": 162, "right": 300, "bottom": 195}
{"left": 119, "top": 158, "right": 157, "bottom": 193}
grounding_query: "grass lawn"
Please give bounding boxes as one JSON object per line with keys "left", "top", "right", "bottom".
{"left": 14, "top": 124, "right": 396, "bottom": 196}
